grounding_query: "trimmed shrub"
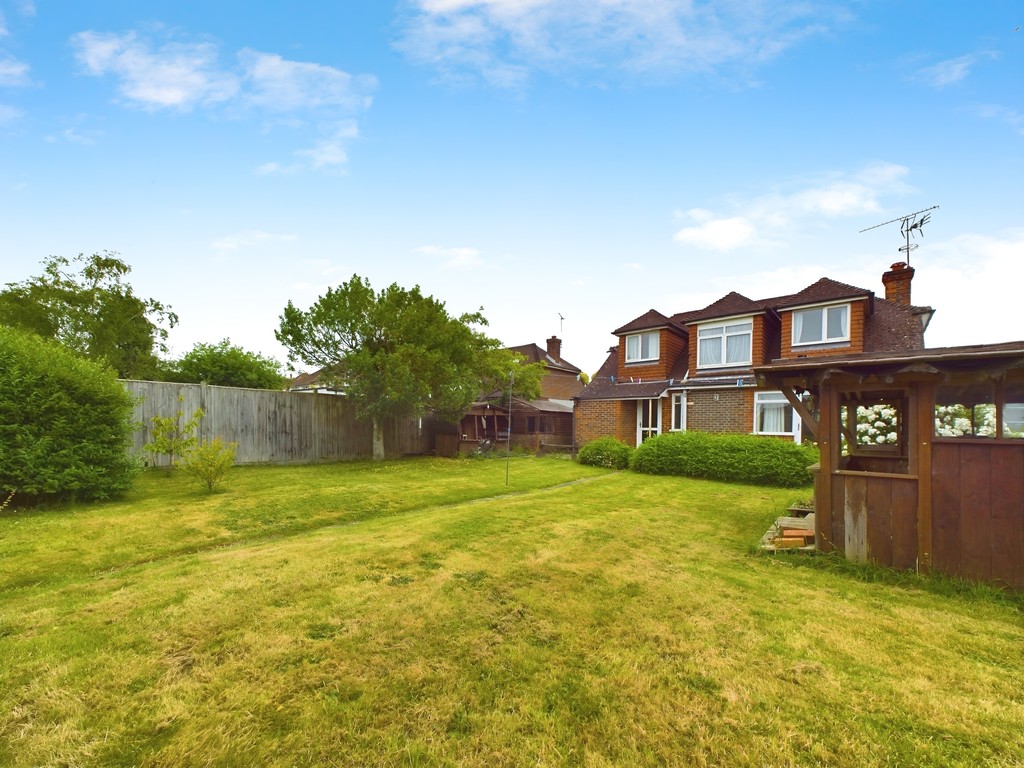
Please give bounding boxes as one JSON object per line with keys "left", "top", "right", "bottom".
{"left": 576, "top": 437, "right": 633, "bottom": 469}
{"left": 0, "top": 326, "right": 139, "bottom": 503}
{"left": 629, "top": 431, "right": 816, "bottom": 487}
{"left": 182, "top": 438, "right": 238, "bottom": 491}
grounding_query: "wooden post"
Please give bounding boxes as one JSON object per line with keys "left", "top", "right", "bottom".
{"left": 816, "top": 378, "right": 835, "bottom": 552}
{"left": 916, "top": 380, "right": 935, "bottom": 572}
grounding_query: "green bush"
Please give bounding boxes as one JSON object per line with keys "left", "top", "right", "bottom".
{"left": 0, "top": 326, "right": 139, "bottom": 503}
{"left": 629, "top": 431, "right": 816, "bottom": 487}
{"left": 181, "top": 438, "right": 238, "bottom": 491}
{"left": 576, "top": 437, "right": 634, "bottom": 469}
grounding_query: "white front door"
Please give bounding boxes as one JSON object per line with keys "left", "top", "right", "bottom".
{"left": 637, "top": 399, "right": 660, "bottom": 444}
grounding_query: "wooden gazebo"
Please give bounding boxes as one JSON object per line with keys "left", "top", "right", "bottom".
{"left": 755, "top": 341, "right": 1024, "bottom": 590}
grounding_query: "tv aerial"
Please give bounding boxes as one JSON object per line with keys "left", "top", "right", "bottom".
{"left": 859, "top": 205, "right": 939, "bottom": 266}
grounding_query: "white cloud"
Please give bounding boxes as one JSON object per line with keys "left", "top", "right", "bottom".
{"left": 913, "top": 52, "right": 997, "bottom": 88}
{"left": 674, "top": 215, "right": 756, "bottom": 251}
{"left": 673, "top": 162, "right": 912, "bottom": 252}
{"left": 239, "top": 49, "right": 376, "bottom": 112}
{"left": 972, "top": 104, "right": 1024, "bottom": 135}
{"left": 71, "top": 29, "right": 376, "bottom": 172}
{"left": 296, "top": 121, "right": 359, "bottom": 170}
{"left": 416, "top": 245, "right": 484, "bottom": 268}
{"left": 396, "top": 0, "right": 841, "bottom": 87}
{"left": 0, "top": 103, "right": 22, "bottom": 123}
{"left": 212, "top": 229, "right": 298, "bottom": 252}
{"left": 0, "top": 56, "right": 29, "bottom": 86}
{"left": 71, "top": 31, "right": 239, "bottom": 110}
{"left": 915, "top": 230, "right": 1024, "bottom": 347}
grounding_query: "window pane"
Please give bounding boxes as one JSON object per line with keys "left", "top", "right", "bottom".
{"left": 699, "top": 337, "right": 721, "bottom": 365}
{"left": 642, "top": 332, "right": 659, "bottom": 359}
{"left": 935, "top": 383, "right": 996, "bottom": 437}
{"left": 1004, "top": 382, "right": 1024, "bottom": 439}
{"left": 796, "top": 309, "right": 823, "bottom": 343}
{"left": 726, "top": 333, "right": 750, "bottom": 364}
{"left": 827, "top": 305, "right": 848, "bottom": 339}
{"left": 626, "top": 335, "right": 639, "bottom": 360}
{"left": 726, "top": 322, "right": 752, "bottom": 334}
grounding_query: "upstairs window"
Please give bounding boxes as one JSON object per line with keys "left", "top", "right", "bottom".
{"left": 793, "top": 304, "right": 849, "bottom": 346}
{"left": 625, "top": 331, "right": 659, "bottom": 363}
{"left": 697, "top": 320, "right": 752, "bottom": 368}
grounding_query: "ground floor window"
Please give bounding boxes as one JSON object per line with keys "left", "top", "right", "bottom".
{"left": 671, "top": 393, "right": 686, "bottom": 430}
{"left": 754, "top": 391, "right": 798, "bottom": 440}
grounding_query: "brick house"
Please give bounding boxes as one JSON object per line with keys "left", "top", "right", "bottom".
{"left": 460, "top": 336, "right": 585, "bottom": 452}
{"left": 575, "top": 263, "right": 934, "bottom": 447}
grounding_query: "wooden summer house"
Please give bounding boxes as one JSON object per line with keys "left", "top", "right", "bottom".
{"left": 755, "top": 341, "right": 1024, "bottom": 590}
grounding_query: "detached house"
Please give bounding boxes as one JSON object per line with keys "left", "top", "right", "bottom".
{"left": 575, "top": 263, "right": 933, "bottom": 446}
{"left": 459, "top": 336, "right": 585, "bottom": 453}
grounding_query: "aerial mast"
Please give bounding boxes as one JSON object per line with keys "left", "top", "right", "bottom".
{"left": 859, "top": 205, "right": 939, "bottom": 266}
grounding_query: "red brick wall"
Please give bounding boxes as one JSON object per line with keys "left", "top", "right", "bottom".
{"left": 576, "top": 399, "right": 636, "bottom": 446}
{"left": 618, "top": 328, "right": 687, "bottom": 381}
{"left": 686, "top": 388, "right": 754, "bottom": 434}
{"left": 780, "top": 300, "right": 866, "bottom": 359}
{"left": 541, "top": 369, "right": 585, "bottom": 400}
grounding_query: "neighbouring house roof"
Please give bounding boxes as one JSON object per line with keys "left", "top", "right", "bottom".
{"left": 288, "top": 368, "right": 343, "bottom": 392}
{"left": 463, "top": 396, "right": 576, "bottom": 416}
{"left": 507, "top": 342, "right": 582, "bottom": 375}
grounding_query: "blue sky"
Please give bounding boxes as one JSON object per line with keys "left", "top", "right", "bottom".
{"left": 1, "top": 1, "right": 1021, "bottom": 376}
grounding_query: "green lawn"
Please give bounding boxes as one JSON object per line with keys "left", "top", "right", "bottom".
{"left": 2, "top": 457, "right": 1022, "bottom": 767}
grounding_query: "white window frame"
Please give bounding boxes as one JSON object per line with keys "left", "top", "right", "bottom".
{"left": 671, "top": 393, "right": 687, "bottom": 431}
{"left": 792, "top": 303, "right": 850, "bottom": 347}
{"left": 753, "top": 390, "right": 800, "bottom": 442}
{"left": 625, "top": 331, "right": 660, "bottom": 363}
{"left": 696, "top": 319, "right": 753, "bottom": 369}
{"left": 636, "top": 399, "right": 661, "bottom": 443}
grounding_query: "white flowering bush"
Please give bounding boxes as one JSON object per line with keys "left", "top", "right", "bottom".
{"left": 934, "top": 403, "right": 996, "bottom": 437}
{"left": 854, "top": 404, "right": 899, "bottom": 446}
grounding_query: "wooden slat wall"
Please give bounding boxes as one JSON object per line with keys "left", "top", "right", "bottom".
{"left": 832, "top": 473, "right": 918, "bottom": 568}
{"left": 932, "top": 443, "right": 1024, "bottom": 590}
{"left": 123, "top": 381, "right": 435, "bottom": 465}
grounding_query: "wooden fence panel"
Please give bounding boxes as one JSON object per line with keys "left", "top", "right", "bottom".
{"left": 123, "top": 381, "right": 436, "bottom": 465}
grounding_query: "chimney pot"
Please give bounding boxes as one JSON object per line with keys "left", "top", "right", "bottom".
{"left": 882, "top": 263, "right": 915, "bottom": 306}
{"left": 546, "top": 336, "right": 561, "bottom": 361}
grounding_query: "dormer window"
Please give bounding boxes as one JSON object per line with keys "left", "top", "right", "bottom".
{"left": 625, "top": 331, "right": 659, "bottom": 363}
{"left": 793, "top": 304, "right": 849, "bottom": 346}
{"left": 697, "top": 320, "right": 752, "bottom": 368}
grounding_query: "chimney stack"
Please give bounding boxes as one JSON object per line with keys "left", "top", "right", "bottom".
{"left": 882, "top": 261, "right": 915, "bottom": 306}
{"left": 546, "top": 336, "right": 562, "bottom": 361}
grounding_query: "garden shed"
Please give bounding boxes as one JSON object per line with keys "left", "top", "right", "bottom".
{"left": 755, "top": 341, "right": 1024, "bottom": 590}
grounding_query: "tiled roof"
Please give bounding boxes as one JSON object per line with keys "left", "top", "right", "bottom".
{"left": 864, "top": 298, "right": 930, "bottom": 353}
{"left": 613, "top": 309, "right": 675, "bottom": 335}
{"left": 773, "top": 277, "right": 872, "bottom": 309}
{"left": 507, "top": 342, "right": 581, "bottom": 374}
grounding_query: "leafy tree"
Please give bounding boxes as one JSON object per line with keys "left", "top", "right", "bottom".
{"left": 0, "top": 252, "right": 177, "bottom": 378}
{"left": 166, "top": 339, "right": 286, "bottom": 389}
{"left": 276, "top": 275, "right": 541, "bottom": 460}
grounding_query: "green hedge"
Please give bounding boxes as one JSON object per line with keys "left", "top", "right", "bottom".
{"left": 0, "top": 327, "right": 139, "bottom": 504}
{"left": 629, "top": 431, "right": 816, "bottom": 487}
{"left": 576, "top": 437, "right": 633, "bottom": 469}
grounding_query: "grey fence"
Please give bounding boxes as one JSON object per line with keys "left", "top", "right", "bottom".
{"left": 123, "top": 380, "right": 442, "bottom": 466}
